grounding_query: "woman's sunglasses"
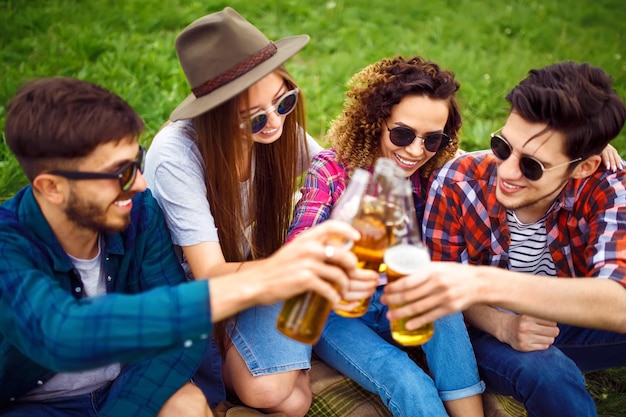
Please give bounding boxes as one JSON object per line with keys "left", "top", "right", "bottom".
{"left": 48, "top": 145, "right": 146, "bottom": 192}
{"left": 385, "top": 120, "right": 451, "bottom": 152}
{"left": 240, "top": 88, "right": 299, "bottom": 134}
{"left": 490, "top": 130, "right": 581, "bottom": 181}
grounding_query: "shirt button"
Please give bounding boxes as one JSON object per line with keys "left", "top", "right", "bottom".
{"left": 75, "top": 287, "right": 82, "bottom": 293}
{"left": 107, "top": 276, "right": 112, "bottom": 282}
{"left": 37, "top": 380, "right": 43, "bottom": 385}
{"left": 9, "top": 397, "right": 15, "bottom": 401}
{"left": 184, "top": 340, "right": 193, "bottom": 348}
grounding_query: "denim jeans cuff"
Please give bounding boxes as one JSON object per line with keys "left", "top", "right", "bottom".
{"left": 439, "top": 380, "right": 486, "bottom": 402}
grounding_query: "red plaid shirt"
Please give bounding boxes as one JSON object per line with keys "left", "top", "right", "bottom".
{"left": 424, "top": 151, "right": 626, "bottom": 286}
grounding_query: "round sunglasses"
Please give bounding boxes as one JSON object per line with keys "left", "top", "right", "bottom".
{"left": 490, "top": 130, "right": 581, "bottom": 181}
{"left": 239, "top": 88, "right": 299, "bottom": 134}
{"left": 384, "top": 120, "right": 451, "bottom": 152}
{"left": 48, "top": 146, "right": 146, "bottom": 192}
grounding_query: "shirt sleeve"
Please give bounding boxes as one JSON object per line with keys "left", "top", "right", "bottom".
{"left": 580, "top": 170, "right": 626, "bottom": 285}
{"left": 287, "top": 149, "right": 347, "bottom": 242}
{"left": 0, "top": 217, "right": 213, "bottom": 374}
{"left": 144, "top": 122, "right": 219, "bottom": 247}
{"left": 423, "top": 163, "right": 469, "bottom": 263}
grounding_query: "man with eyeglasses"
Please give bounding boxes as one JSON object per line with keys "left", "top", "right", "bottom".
{"left": 0, "top": 77, "right": 371, "bottom": 417}
{"left": 382, "top": 61, "right": 626, "bottom": 417}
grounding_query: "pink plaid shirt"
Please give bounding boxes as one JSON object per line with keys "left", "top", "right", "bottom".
{"left": 288, "top": 148, "right": 423, "bottom": 242}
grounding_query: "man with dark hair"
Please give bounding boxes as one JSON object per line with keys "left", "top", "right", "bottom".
{"left": 0, "top": 77, "right": 373, "bottom": 417}
{"left": 383, "top": 61, "right": 626, "bottom": 417}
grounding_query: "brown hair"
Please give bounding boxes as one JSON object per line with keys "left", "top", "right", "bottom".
{"left": 506, "top": 61, "right": 626, "bottom": 160}
{"left": 191, "top": 66, "right": 308, "bottom": 352}
{"left": 330, "top": 56, "right": 461, "bottom": 179}
{"left": 5, "top": 77, "right": 144, "bottom": 181}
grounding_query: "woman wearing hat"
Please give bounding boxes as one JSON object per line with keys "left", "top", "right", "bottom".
{"left": 144, "top": 8, "right": 332, "bottom": 417}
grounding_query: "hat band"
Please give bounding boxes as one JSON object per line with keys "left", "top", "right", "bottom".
{"left": 191, "top": 42, "right": 278, "bottom": 98}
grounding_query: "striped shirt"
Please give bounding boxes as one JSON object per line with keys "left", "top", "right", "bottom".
{"left": 423, "top": 151, "right": 626, "bottom": 286}
{"left": 0, "top": 187, "right": 213, "bottom": 416}
{"left": 506, "top": 209, "right": 556, "bottom": 276}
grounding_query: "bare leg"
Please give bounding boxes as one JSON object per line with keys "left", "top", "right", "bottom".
{"left": 444, "top": 394, "right": 485, "bottom": 417}
{"left": 158, "top": 382, "right": 213, "bottom": 417}
{"left": 222, "top": 346, "right": 312, "bottom": 417}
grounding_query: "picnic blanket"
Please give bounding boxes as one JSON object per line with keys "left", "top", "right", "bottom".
{"left": 307, "top": 357, "right": 526, "bottom": 417}
{"left": 219, "top": 349, "right": 526, "bottom": 417}
{"left": 306, "top": 356, "right": 392, "bottom": 417}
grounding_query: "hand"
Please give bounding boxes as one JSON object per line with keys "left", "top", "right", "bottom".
{"left": 337, "top": 259, "right": 378, "bottom": 302}
{"left": 246, "top": 220, "right": 363, "bottom": 305}
{"left": 601, "top": 143, "right": 624, "bottom": 172}
{"left": 332, "top": 264, "right": 378, "bottom": 313}
{"left": 500, "top": 314, "right": 559, "bottom": 352}
{"left": 382, "top": 262, "right": 481, "bottom": 329}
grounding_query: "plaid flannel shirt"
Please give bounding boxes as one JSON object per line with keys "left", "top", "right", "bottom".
{"left": 423, "top": 151, "right": 626, "bottom": 285}
{"left": 0, "top": 187, "right": 213, "bottom": 416}
{"left": 288, "top": 148, "right": 424, "bottom": 241}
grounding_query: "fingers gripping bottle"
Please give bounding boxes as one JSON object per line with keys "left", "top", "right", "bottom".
{"left": 334, "top": 157, "right": 404, "bottom": 318}
{"left": 276, "top": 168, "right": 371, "bottom": 344}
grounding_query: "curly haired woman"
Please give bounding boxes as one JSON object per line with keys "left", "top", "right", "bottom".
{"left": 287, "top": 56, "right": 486, "bottom": 417}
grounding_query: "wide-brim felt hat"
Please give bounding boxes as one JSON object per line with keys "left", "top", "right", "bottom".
{"left": 170, "top": 7, "right": 309, "bottom": 121}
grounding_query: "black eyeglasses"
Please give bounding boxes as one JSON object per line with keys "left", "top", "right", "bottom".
{"left": 385, "top": 120, "right": 450, "bottom": 152}
{"left": 239, "top": 88, "right": 299, "bottom": 134}
{"left": 48, "top": 146, "right": 146, "bottom": 191}
{"left": 490, "top": 129, "right": 581, "bottom": 181}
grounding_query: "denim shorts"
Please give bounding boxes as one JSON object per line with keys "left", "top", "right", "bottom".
{"left": 227, "top": 301, "right": 312, "bottom": 376}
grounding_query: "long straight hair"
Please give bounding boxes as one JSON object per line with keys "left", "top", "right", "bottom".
{"left": 193, "top": 66, "right": 308, "bottom": 352}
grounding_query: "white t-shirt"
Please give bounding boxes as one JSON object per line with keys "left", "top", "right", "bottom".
{"left": 144, "top": 119, "right": 322, "bottom": 257}
{"left": 21, "top": 239, "right": 121, "bottom": 401}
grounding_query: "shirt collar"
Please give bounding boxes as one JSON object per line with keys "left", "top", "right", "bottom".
{"left": 13, "top": 186, "right": 126, "bottom": 267}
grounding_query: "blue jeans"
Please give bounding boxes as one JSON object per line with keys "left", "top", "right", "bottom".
{"left": 192, "top": 336, "right": 226, "bottom": 408}
{"left": 314, "top": 288, "right": 484, "bottom": 417}
{"left": 469, "top": 325, "right": 626, "bottom": 417}
{"left": 0, "top": 381, "right": 116, "bottom": 417}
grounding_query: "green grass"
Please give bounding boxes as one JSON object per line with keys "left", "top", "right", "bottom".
{"left": 1, "top": 0, "right": 625, "bottom": 196}
{"left": 0, "top": 0, "right": 625, "bottom": 413}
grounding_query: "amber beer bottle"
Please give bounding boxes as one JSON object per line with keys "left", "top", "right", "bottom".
{"left": 384, "top": 179, "right": 434, "bottom": 345}
{"left": 334, "top": 158, "right": 404, "bottom": 318}
{"left": 276, "top": 169, "right": 371, "bottom": 344}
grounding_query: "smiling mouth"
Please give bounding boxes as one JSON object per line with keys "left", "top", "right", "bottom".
{"left": 394, "top": 153, "right": 419, "bottom": 167}
{"left": 113, "top": 199, "right": 132, "bottom": 207}
{"left": 501, "top": 180, "right": 523, "bottom": 190}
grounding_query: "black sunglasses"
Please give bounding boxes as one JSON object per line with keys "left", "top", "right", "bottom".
{"left": 490, "top": 130, "right": 581, "bottom": 181}
{"left": 239, "top": 88, "right": 299, "bottom": 134}
{"left": 48, "top": 146, "right": 146, "bottom": 191}
{"left": 385, "top": 120, "right": 450, "bottom": 152}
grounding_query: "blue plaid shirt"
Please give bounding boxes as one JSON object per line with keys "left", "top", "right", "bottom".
{"left": 0, "top": 187, "right": 213, "bottom": 416}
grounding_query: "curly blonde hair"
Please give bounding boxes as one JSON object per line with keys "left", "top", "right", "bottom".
{"left": 329, "top": 56, "right": 461, "bottom": 179}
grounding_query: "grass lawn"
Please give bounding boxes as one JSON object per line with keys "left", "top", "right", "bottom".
{"left": 0, "top": 0, "right": 625, "bottom": 414}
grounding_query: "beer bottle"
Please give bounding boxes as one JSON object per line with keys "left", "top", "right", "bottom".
{"left": 334, "top": 158, "right": 403, "bottom": 317}
{"left": 276, "top": 168, "right": 371, "bottom": 344}
{"left": 384, "top": 179, "right": 433, "bottom": 345}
